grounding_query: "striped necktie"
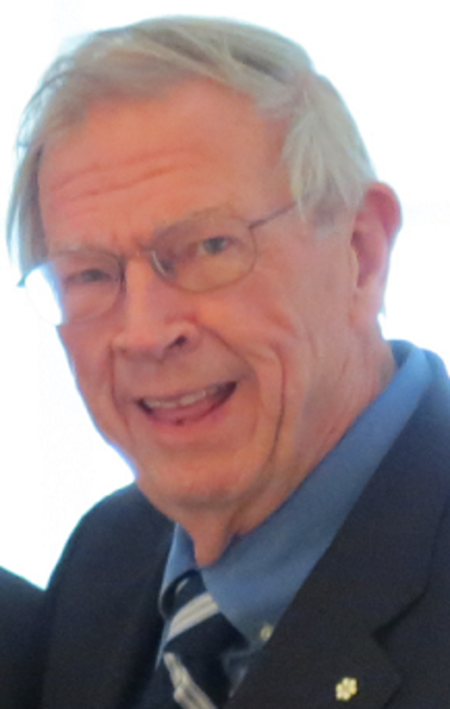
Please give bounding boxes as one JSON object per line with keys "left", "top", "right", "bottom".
{"left": 143, "top": 571, "right": 245, "bottom": 709}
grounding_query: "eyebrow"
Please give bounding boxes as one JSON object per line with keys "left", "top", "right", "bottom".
{"left": 45, "top": 203, "right": 248, "bottom": 259}
{"left": 46, "top": 244, "right": 120, "bottom": 259}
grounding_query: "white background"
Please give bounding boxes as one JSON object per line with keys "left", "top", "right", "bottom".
{"left": 0, "top": 0, "right": 449, "bottom": 587}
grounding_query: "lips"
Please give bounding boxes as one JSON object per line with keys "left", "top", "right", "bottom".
{"left": 138, "top": 382, "right": 236, "bottom": 425}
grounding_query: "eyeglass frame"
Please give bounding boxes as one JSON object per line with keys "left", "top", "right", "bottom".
{"left": 19, "top": 201, "right": 297, "bottom": 326}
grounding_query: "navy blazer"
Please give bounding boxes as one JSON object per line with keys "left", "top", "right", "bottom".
{"left": 0, "top": 568, "right": 44, "bottom": 708}
{"left": 41, "top": 351, "right": 450, "bottom": 707}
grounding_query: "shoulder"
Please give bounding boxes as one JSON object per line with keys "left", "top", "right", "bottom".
{"left": 48, "top": 484, "right": 173, "bottom": 591}
{"left": 0, "top": 566, "right": 42, "bottom": 607}
{"left": 65, "top": 483, "right": 169, "bottom": 538}
{"left": 390, "top": 347, "right": 450, "bottom": 469}
{"left": 0, "top": 567, "right": 42, "bottom": 637}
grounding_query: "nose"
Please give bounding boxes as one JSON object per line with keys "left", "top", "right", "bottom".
{"left": 112, "top": 260, "right": 201, "bottom": 361}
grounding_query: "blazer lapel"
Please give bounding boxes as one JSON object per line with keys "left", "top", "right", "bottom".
{"left": 230, "top": 372, "right": 450, "bottom": 708}
{"left": 90, "top": 557, "right": 167, "bottom": 708}
{"left": 228, "top": 601, "right": 400, "bottom": 708}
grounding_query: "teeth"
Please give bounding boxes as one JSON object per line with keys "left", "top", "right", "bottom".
{"left": 142, "top": 384, "right": 224, "bottom": 411}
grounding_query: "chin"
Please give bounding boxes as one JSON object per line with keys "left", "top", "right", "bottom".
{"left": 135, "top": 458, "right": 259, "bottom": 512}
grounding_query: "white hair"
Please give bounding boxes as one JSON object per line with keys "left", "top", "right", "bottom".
{"left": 7, "top": 15, "right": 376, "bottom": 273}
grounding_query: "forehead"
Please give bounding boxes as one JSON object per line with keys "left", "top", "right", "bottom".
{"left": 38, "top": 80, "right": 291, "bottom": 249}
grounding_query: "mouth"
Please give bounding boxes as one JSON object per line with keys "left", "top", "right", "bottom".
{"left": 137, "top": 382, "right": 236, "bottom": 426}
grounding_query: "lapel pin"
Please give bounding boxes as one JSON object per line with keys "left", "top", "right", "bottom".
{"left": 336, "top": 677, "right": 358, "bottom": 701}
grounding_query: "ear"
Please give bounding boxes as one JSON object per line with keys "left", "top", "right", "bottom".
{"left": 350, "top": 182, "right": 401, "bottom": 324}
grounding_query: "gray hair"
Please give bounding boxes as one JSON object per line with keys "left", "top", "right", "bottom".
{"left": 7, "top": 15, "right": 376, "bottom": 274}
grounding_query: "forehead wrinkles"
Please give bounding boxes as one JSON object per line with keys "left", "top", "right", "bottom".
{"left": 39, "top": 86, "right": 286, "bottom": 205}
{"left": 40, "top": 146, "right": 200, "bottom": 209}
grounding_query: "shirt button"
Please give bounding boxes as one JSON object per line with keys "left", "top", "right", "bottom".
{"left": 260, "top": 623, "right": 274, "bottom": 642}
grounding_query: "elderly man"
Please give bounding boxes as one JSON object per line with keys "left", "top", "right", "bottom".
{"left": 0, "top": 568, "right": 43, "bottom": 708}
{"left": 8, "top": 16, "right": 450, "bottom": 708}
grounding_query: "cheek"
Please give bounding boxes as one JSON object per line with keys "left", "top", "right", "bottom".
{"left": 211, "top": 279, "right": 312, "bottom": 373}
{"left": 199, "top": 283, "right": 313, "bottom": 435}
{"left": 59, "top": 326, "right": 120, "bottom": 430}
{"left": 59, "top": 327, "right": 102, "bottom": 383}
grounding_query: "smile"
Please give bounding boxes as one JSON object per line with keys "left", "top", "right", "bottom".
{"left": 138, "top": 382, "right": 236, "bottom": 425}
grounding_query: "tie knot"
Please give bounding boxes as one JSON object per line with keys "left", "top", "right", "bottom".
{"left": 165, "top": 573, "right": 234, "bottom": 653}
{"left": 166, "top": 570, "right": 244, "bottom": 661}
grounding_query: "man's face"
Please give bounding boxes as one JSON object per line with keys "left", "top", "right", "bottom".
{"left": 38, "top": 80, "right": 382, "bottom": 550}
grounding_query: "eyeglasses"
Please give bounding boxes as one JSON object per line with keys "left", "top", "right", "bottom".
{"left": 20, "top": 202, "right": 296, "bottom": 326}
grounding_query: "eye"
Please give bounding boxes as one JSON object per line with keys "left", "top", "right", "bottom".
{"left": 197, "top": 235, "right": 234, "bottom": 256}
{"left": 50, "top": 253, "right": 119, "bottom": 292}
{"left": 63, "top": 267, "right": 114, "bottom": 287}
